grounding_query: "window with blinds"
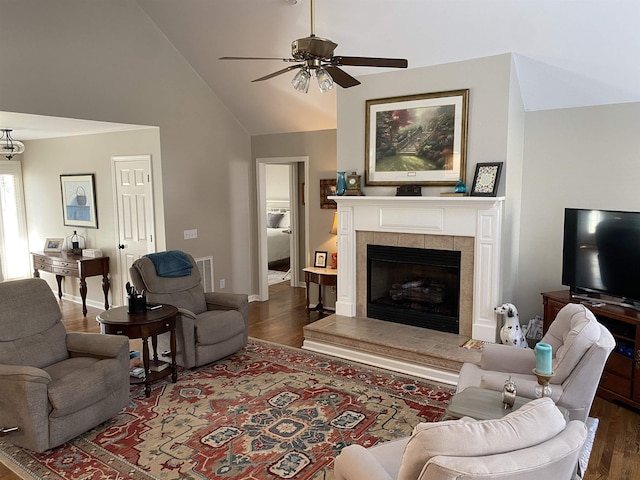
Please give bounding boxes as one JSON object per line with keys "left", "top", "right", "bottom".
{"left": 0, "top": 161, "right": 29, "bottom": 281}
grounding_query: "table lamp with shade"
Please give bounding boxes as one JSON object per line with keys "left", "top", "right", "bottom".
{"left": 330, "top": 212, "right": 338, "bottom": 269}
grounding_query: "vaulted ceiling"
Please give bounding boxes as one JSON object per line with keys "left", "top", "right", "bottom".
{"left": 5, "top": 1, "right": 640, "bottom": 141}
{"left": 135, "top": 0, "right": 640, "bottom": 136}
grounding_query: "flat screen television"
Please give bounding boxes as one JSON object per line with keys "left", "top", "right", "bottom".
{"left": 562, "top": 208, "right": 640, "bottom": 310}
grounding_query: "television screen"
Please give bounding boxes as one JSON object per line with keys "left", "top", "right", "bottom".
{"left": 562, "top": 208, "right": 640, "bottom": 306}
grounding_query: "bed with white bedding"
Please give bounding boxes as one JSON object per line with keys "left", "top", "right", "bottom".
{"left": 266, "top": 207, "right": 290, "bottom": 268}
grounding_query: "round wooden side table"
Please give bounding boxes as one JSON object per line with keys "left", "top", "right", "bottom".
{"left": 97, "top": 304, "right": 178, "bottom": 397}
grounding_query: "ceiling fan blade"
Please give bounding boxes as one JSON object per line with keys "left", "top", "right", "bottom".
{"left": 220, "top": 56, "right": 296, "bottom": 62}
{"left": 252, "top": 65, "right": 304, "bottom": 82}
{"left": 332, "top": 56, "right": 408, "bottom": 69}
{"left": 325, "top": 65, "right": 361, "bottom": 88}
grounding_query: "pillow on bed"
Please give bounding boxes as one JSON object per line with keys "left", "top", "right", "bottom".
{"left": 280, "top": 211, "right": 290, "bottom": 228}
{"left": 267, "top": 212, "right": 284, "bottom": 228}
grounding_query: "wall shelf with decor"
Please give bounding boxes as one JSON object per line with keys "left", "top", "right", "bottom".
{"left": 542, "top": 290, "right": 640, "bottom": 411}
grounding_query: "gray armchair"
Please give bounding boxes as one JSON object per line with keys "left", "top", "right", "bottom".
{"left": 129, "top": 252, "right": 248, "bottom": 368}
{"left": 0, "top": 278, "right": 130, "bottom": 452}
{"left": 334, "top": 397, "right": 587, "bottom": 480}
{"left": 456, "top": 303, "right": 615, "bottom": 422}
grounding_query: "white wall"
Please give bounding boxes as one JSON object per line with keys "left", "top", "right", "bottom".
{"left": 1, "top": 1, "right": 253, "bottom": 296}
{"left": 252, "top": 130, "right": 337, "bottom": 301}
{"left": 517, "top": 102, "right": 640, "bottom": 320}
{"left": 265, "top": 164, "right": 291, "bottom": 202}
{"left": 23, "top": 128, "right": 162, "bottom": 306}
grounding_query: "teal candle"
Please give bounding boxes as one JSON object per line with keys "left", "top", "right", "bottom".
{"left": 535, "top": 342, "right": 553, "bottom": 375}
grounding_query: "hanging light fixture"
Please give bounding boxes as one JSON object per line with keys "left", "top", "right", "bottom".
{"left": 316, "top": 66, "right": 334, "bottom": 92}
{"left": 291, "top": 67, "right": 311, "bottom": 93}
{"left": 0, "top": 129, "right": 25, "bottom": 160}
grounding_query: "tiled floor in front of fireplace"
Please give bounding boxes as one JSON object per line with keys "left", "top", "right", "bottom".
{"left": 303, "top": 315, "right": 482, "bottom": 384}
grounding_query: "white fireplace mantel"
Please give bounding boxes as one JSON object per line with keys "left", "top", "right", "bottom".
{"left": 332, "top": 196, "right": 505, "bottom": 342}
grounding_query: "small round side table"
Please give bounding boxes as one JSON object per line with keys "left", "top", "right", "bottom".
{"left": 97, "top": 304, "right": 178, "bottom": 397}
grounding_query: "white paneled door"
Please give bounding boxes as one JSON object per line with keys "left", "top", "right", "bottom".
{"left": 112, "top": 155, "right": 155, "bottom": 305}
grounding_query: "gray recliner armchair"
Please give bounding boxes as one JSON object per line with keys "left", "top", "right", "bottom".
{"left": 129, "top": 252, "right": 248, "bottom": 368}
{"left": 0, "top": 278, "right": 130, "bottom": 452}
{"left": 457, "top": 303, "right": 615, "bottom": 422}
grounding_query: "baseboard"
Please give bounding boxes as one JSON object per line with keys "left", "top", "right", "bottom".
{"left": 62, "top": 293, "right": 110, "bottom": 311}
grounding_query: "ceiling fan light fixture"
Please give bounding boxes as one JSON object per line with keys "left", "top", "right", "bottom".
{"left": 316, "top": 66, "right": 334, "bottom": 92}
{"left": 291, "top": 67, "right": 311, "bottom": 93}
{"left": 0, "top": 129, "right": 25, "bottom": 160}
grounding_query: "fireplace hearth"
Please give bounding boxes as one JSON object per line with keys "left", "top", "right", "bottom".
{"left": 303, "top": 196, "right": 505, "bottom": 384}
{"left": 367, "top": 244, "right": 460, "bottom": 333}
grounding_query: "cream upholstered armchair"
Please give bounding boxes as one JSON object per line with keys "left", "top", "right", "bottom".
{"left": 334, "top": 397, "right": 587, "bottom": 480}
{"left": 0, "top": 278, "right": 130, "bottom": 452}
{"left": 457, "top": 303, "right": 615, "bottom": 422}
{"left": 130, "top": 251, "right": 248, "bottom": 369}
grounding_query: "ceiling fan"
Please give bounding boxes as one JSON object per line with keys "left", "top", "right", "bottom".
{"left": 219, "top": 0, "right": 408, "bottom": 93}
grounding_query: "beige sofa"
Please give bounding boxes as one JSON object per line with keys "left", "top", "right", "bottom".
{"left": 334, "top": 397, "right": 587, "bottom": 480}
{"left": 0, "top": 278, "right": 130, "bottom": 452}
{"left": 130, "top": 252, "right": 248, "bottom": 368}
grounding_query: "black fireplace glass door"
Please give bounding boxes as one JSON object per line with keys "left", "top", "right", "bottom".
{"left": 367, "top": 245, "right": 461, "bottom": 333}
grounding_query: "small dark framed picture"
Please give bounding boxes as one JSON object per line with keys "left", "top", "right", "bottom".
{"left": 314, "top": 251, "right": 328, "bottom": 268}
{"left": 320, "top": 179, "right": 337, "bottom": 209}
{"left": 470, "top": 162, "right": 503, "bottom": 196}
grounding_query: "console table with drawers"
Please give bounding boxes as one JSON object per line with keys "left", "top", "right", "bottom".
{"left": 32, "top": 251, "right": 110, "bottom": 317}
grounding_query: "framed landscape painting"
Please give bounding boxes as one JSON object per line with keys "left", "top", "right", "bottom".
{"left": 365, "top": 89, "right": 469, "bottom": 186}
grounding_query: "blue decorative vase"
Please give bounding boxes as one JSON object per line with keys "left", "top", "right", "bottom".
{"left": 454, "top": 179, "right": 467, "bottom": 194}
{"left": 336, "top": 172, "right": 347, "bottom": 196}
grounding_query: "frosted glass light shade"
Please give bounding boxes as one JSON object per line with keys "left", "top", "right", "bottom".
{"left": 291, "top": 68, "right": 311, "bottom": 93}
{"left": 0, "top": 129, "right": 25, "bottom": 160}
{"left": 316, "top": 67, "right": 334, "bottom": 92}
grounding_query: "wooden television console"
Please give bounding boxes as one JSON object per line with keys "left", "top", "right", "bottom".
{"left": 542, "top": 290, "right": 640, "bottom": 410}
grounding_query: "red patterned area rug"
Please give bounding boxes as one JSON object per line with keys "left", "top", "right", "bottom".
{"left": 0, "top": 340, "right": 454, "bottom": 480}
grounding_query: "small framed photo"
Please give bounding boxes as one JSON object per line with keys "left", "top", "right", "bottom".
{"left": 313, "top": 251, "right": 328, "bottom": 268}
{"left": 320, "top": 179, "right": 337, "bottom": 209}
{"left": 44, "top": 238, "right": 64, "bottom": 253}
{"left": 470, "top": 162, "right": 503, "bottom": 196}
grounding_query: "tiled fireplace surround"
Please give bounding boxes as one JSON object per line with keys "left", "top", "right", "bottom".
{"left": 303, "top": 196, "right": 505, "bottom": 385}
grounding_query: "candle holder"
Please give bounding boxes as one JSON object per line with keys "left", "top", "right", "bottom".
{"left": 532, "top": 368, "right": 554, "bottom": 398}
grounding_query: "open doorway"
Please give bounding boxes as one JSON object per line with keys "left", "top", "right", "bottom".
{"left": 265, "top": 164, "right": 292, "bottom": 283}
{"left": 257, "top": 157, "right": 309, "bottom": 302}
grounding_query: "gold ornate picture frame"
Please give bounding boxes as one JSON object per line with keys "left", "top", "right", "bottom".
{"left": 365, "top": 89, "right": 469, "bottom": 186}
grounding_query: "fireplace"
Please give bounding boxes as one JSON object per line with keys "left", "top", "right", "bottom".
{"left": 367, "top": 244, "right": 460, "bottom": 333}
{"left": 331, "top": 196, "right": 505, "bottom": 342}
{"left": 302, "top": 197, "right": 505, "bottom": 384}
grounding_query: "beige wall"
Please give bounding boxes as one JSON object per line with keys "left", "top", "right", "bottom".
{"left": 4, "top": 1, "right": 638, "bottom": 321}
{"left": 517, "top": 102, "right": 640, "bottom": 320}
{"left": 1, "top": 1, "right": 253, "bottom": 297}
{"left": 335, "top": 53, "right": 526, "bottom": 315}
{"left": 336, "top": 54, "right": 520, "bottom": 196}
{"left": 251, "top": 130, "right": 337, "bottom": 300}
{"left": 265, "top": 164, "right": 290, "bottom": 203}
{"left": 22, "top": 128, "right": 162, "bottom": 306}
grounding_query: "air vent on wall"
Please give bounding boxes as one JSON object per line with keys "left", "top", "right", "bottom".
{"left": 195, "top": 256, "right": 214, "bottom": 292}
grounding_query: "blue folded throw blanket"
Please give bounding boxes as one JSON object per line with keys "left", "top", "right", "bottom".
{"left": 145, "top": 250, "right": 193, "bottom": 277}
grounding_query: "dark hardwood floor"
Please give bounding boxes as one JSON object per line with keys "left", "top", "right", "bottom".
{"left": 1, "top": 281, "right": 638, "bottom": 479}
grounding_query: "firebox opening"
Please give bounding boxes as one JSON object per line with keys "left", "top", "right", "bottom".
{"left": 367, "top": 244, "right": 461, "bottom": 334}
